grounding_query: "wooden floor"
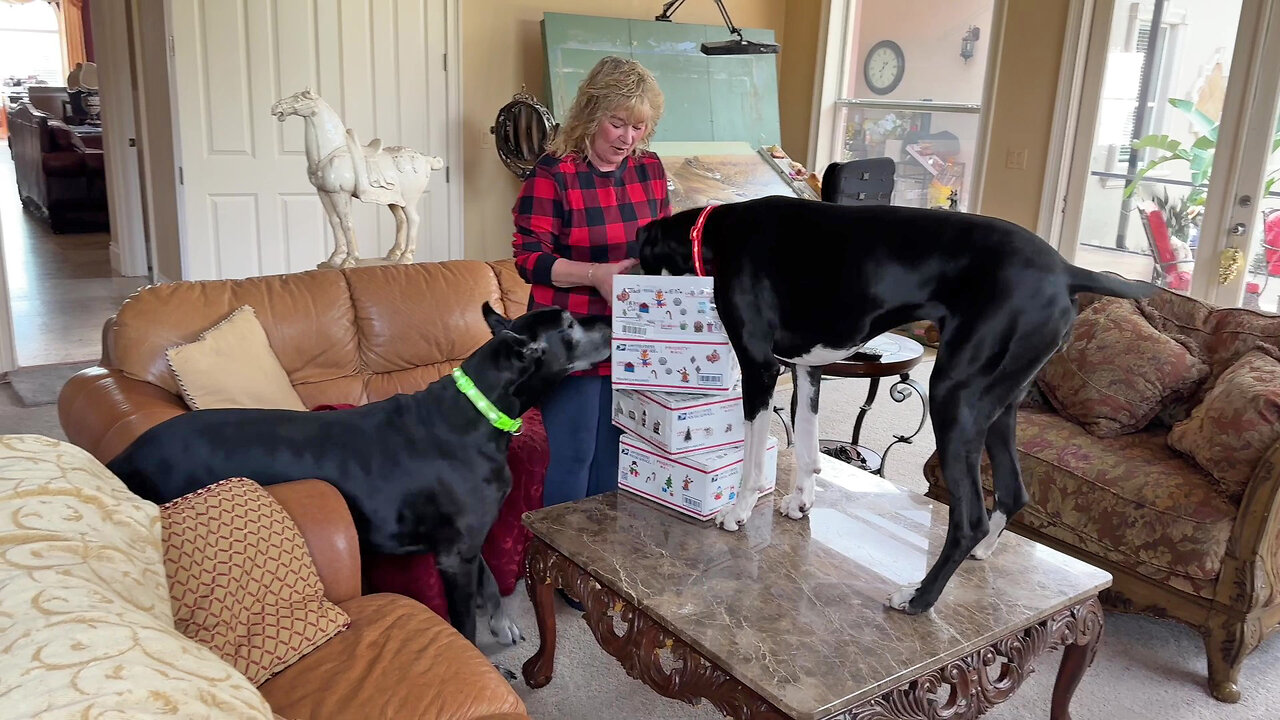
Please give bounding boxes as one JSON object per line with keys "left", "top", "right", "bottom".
{"left": 0, "top": 141, "right": 147, "bottom": 367}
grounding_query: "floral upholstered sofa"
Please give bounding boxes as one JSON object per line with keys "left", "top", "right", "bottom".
{"left": 924, "top": 285, "right": 1280, "bottom": 704}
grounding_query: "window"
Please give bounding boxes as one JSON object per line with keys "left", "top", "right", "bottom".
{"left": 819, "top": 0, "right": 997, "bottom": 212}
{"left": 0, "top": 2, "right": 63, "bottom": 88}
{"left": 1104, "top": 3, "right": 1187, "bottom": 176}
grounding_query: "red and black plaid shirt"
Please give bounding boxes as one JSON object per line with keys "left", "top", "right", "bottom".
{"left": 512, "top": 151, "right": 670, "bottom": 374}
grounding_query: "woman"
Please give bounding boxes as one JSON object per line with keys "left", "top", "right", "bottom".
{"left": 512, "top": 56, "right": 669, "bottom": 511}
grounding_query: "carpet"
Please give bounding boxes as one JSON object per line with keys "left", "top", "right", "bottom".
{"left": 6, "top": 362, "right": 93, "bottom": 407}
{"left": 484, "top": 583, "right": 1280, "bottom": 720}
{"left": 482, "top": 357, "right": 1280, "bottom": 719}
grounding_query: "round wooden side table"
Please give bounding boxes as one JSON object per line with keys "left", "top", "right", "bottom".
{"left": 817, "top": 333, "right": 929, "bottom": 476}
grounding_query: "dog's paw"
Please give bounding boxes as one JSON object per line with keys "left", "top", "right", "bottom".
{"left": 969, "top": 510, "right": 1007, "bottom": 561}
{"left": 886, "top": 584, "right": 922, "bottom": 613}
{"left": 395, "top": 252, "right": 415, "bottom": 264}
{"left": 488, "top": 609, "right": 524, "bottom": 646}
{"left": 779, "top": 492, "right": 812, "bottom": 520}
{"left": 383, "top": 250, "right": 403, "bottom": 263}
{"left": 340, "top": 256, "right": 358, "bottom": 269}
{"left": 492, "top": 663, "right": 518, "bottom": 683}
{"left": 714, "top": 501, "right": 752, "bottom": 532}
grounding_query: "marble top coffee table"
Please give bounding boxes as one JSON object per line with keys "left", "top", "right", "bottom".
{"left": 521, "top": 455, "right": 1111, "bottom": 720}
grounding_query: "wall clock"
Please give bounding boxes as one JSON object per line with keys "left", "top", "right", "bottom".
{"left": 863, "top": 40, "right": 905, "bottom": 96}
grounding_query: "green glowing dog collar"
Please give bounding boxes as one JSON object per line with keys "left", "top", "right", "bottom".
{"left": 452, "top": 367, "right": 522, "bottom": 434}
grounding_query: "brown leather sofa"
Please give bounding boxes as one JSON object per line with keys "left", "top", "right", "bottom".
{"left": 7, "top": 101, "right": 108, "bottom": 233}
{"left": 260, "top": 478, "right": 529, "bottom": 719}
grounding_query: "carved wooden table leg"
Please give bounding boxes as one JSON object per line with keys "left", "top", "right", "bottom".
{"left": 523, "top": 535, "right": 789, "bottom": 717}
{"left": 841, "top": 596, "right": 1105, "bottom": 720}
{"left": 1050, "top": 596, "right": 1105, "bottom": 720}
{"left": 522, "top": 537, "right": 559, "bottom": 688}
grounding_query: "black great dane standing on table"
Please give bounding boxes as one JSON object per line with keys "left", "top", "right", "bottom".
{"left": 108, "top": 303, "right": 611, "bottom": 645}
{"left": 637, "top": 195, "right": 1150, "bottom": 614}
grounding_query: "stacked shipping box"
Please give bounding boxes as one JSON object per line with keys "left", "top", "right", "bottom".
{"left": 610, "top": 275, "right": 778, "bottom": 520}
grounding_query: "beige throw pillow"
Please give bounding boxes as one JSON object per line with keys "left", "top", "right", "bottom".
{"left": 166, "top": 305, "right": 307, "bottom": 411}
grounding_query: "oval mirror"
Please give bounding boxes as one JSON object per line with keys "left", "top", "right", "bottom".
{"left": 491, "top": 89, "right": 557, "bottom": 180}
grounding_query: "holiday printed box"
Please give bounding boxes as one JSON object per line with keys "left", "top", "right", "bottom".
{"left": 613, "top": 275, "right": 729, "bottom": 342}
{"left": 618, "top": 433, "right": 778, "bottom": 521}
{"left": 612, "top": 338, "right": 739, "bottom": 394}
{"left": 612, "top": 388, "right": 744, "bottom": 457}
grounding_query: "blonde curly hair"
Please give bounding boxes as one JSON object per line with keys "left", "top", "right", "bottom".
{"left": 548, "top": 56, "right": 664, "bottom": 159}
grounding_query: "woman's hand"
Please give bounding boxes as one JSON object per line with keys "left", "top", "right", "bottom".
{"left": 590, "top": 258, "right": 639, "bottom": 298}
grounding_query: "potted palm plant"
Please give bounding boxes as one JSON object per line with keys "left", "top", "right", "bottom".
{"left": 1124, "top": 98, "right": 1280, "bottom": 213}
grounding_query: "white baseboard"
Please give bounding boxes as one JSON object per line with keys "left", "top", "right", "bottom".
{"left": 109, "top": 243, "right": 124, "bottom": 276}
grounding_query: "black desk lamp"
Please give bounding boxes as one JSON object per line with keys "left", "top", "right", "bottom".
{"left": 655, "top": 0, "right": 781, "bottom": 56}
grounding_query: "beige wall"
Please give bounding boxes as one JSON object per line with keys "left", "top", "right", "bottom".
{"left": 779, "top": 0, "right": 823, "bottom": 166}
{"left": 460, "top": 0, "right": 793, "bottom": 261}
{"left": 976, "top": 0, "right": 1071, "bottom": 230}
{"left": 850, "top": 0, "right": 994, "bottom": 102}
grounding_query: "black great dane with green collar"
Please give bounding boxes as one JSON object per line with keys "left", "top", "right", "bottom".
{"left": 108, "top": 303, "right": 611, "bottom": 645}
{"left": 638, "top": 195, "right": 1150, "bottom": 614}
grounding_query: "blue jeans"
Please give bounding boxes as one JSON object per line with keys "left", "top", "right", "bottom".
{"left": 540, "top": 376, "right": 621, "bottom": 507}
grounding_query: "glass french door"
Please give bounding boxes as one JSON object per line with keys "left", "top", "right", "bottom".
{"left": 824, "top": 0, "right": 999, "bottom": 212}
{"left": 1063, "top": 0, "right": 1280, "bottom": 312}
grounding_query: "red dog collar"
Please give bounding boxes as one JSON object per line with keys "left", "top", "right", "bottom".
{"left": 689, "top": 204, "right": 717, "bottom": 277}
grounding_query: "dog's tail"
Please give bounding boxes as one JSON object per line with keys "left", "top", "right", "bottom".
{"left": 1064, "top": 264, "right": 1151, "bottom": 300}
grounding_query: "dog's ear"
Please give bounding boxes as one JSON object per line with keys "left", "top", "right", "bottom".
{"left": 481, "top": 302, "right": 512, "bottom": 336}
{"left": 637, "top": 222, "right": 663, "bottom": 275}
{"left": 502, "top": 331, "right": 545, "bottom": 385}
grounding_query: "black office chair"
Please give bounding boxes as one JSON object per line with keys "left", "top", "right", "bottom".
{"left": 820, "top": 157, "right": 896, "bottom": 206}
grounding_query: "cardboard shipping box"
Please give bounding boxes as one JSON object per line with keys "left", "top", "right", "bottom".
{"left": 612, "top": 338, "right": 739, "bottom": 394}
{"left": 613, "top": 275, "right": 729, "bottom": 342}
{"left": 618, "top": 433, "right": 779, "bottom": 521}
{"left": 612, "top": 388, "right": 744, "bottom": 456}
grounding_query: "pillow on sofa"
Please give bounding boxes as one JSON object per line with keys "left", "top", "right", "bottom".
{"left": 161, "top": 477, "right": 350, "bottom": 686}
{"left": 166, "top": 305, "right": 307, "bottom": 411}
{"left": 1037, "top": 297, "right": 1208, "bottom": 437}
{"left": 1168, "top": 350, "right": 1280, "bottom": 502}
{"left": 0, "top": 434, "right": 274, "bottom": 719}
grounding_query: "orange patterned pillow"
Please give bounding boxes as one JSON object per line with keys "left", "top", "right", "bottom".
{"left": 161, "top": 478, "right": 350, "bottom": 685}
{"left": 1168, "top": 350, "right": 1280, "bottom": 502}
{"left": 1037, "top": 297, "right": 1209, "bottom": 437}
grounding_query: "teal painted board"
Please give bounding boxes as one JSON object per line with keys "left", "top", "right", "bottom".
{"left": 540, "top": 14, "right": 630, "bottom": 119}
{"left": 541, "top": 12, "right": 780, "bottom": 146}
{"left": 707, "top": 27, "right": 781, "bottom": 147}
{"left": 630, "top": 20, "right": 713, "bottom": 142}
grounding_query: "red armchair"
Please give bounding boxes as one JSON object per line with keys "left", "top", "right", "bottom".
{"left": 1139, "top": 203, "right": 1264, "bottom": 306}
{"left": 1138, "top": 204, "right": 1194, "bottom": 292}
{"left": 7, "top": 101, "right": 108, "bottom": 233}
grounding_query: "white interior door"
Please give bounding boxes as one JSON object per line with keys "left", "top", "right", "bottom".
{"left": 167, "top": 0, "right": 454, "bottom": 281}
{"left": 92, "top": 0, "right": 149, "bottom": 278}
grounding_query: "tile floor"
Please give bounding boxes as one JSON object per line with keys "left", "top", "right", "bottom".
{"left": 0, "top": 140, "right": 147, "bottom": 367}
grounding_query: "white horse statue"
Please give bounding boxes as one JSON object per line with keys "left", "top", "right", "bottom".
{"left": 270, "top": 89, "right": 444, "bottom": 268}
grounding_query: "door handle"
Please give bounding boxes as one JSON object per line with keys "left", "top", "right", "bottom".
{"left": 1220, "top": 248, "right": 1244, "bottom": 284}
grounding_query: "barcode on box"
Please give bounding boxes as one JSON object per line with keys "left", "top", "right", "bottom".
{"left": 682, "top": 495, "right": 702, "bottom": 511}
{"left": 619, "top": 323, "right": 648, "bottom": 337}
{"left": 698, "top": 373, "right": 724, "bottom": 385}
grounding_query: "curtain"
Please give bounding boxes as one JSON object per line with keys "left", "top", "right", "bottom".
{"left": 51, "top": 0, "right": 87, "bottom": 80}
